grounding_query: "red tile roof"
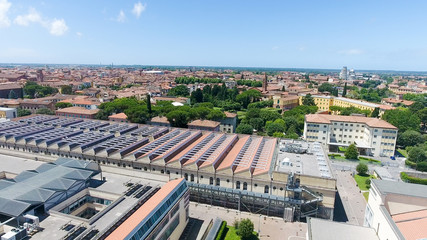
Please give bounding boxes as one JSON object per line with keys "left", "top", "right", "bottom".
{"left": 305, "top": 114, "right": 397, "bottom": 129}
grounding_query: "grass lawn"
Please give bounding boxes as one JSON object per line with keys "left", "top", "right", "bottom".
{"left": 223, "top": 226, "right": 258, "bottom": 240}
{"left": 363, "top": 192, "right": 370, "bottom": 201}
{"left": 354, "top": 174, "right": 373, "bottom": 191}
{"left": 397, "top": 148, "right": 408, "bottom": 158}
{"left": 328, "top": 154, "right": 381, "bottom": 166}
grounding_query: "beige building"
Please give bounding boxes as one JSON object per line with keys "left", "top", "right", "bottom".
{"left": 364, "top": 179, "right": 427, "bottom": 240}
{"left": 304, "top": 114, "right": 397, "bottom": 157}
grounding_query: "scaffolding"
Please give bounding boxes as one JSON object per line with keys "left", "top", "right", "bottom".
{"left": 187, "top": 175, "right": 322, "bottom": 222}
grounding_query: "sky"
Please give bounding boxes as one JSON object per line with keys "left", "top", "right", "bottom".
{"left": 1, "top": 0, "right": 427, "bottom": 71}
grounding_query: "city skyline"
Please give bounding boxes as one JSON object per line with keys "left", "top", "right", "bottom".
{"left": 1, "top": 0, "right": 427, "bottom": 71}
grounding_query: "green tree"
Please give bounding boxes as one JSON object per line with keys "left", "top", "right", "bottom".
{"left": 345, "top": 143, "right": 359, "bottom": 160}
{"left": 146, "top": 94, "right": 152, "bottom": 114}
{"left": 55, "top": 102, "right": 73, "bottom": 109}
{"left": 236, "top": 218, "right": 254, "bottom": 240}
{"left": 418, "top": 108, "right": 427, "bottom": 131}
{"left": 302, "top": 94, "right": 316, "bottom": 106}
{"left": 8, "top": 90, "right": 17, "bottom": 99}
{"left": 249, "top": 118, "right": 264, "bottom": 131}
{"left": 266, "top": 122, "right": 285, "bottom": 136}
{"left": 370, "top": 107, "right": 380, "bottom": 118}
{"left": 168, "top": 85, "right": 189, "bottom": 97}
{"left": 397, "top": 130, "right": 425, "bottom": 148}
{"left": 273, "top": 132, "right": 285, "bottom": 138}
{"left": 17, "top": 108, "right": 31, "bottom": 117}
{"left": 408, "top": 146, "right": 427, "bottom": 163}
{"left": 166, "top": 110, "right": 190, "bottom": 128}
{"left": 236, "top": 124, "right": 253, "bottom": 134}
{"left": 342, "top": 82, "right": 348, "bottom": 97}
{"left": 409, "top": 101, "right": 424, "bottom": 113}
{"left": 61, "top": 85, "right": 73, "bottom": 94}
{"left": 356, "top": 163, "right": 368, "bottom": 176}
{"left": 382, "top": 109, "right": 420, "bottom": 132}
{"left": 36, "top": 108, "right": 55, "bottom": 115}
{"left": 260, "top": 109, "right": 282, "bottom": 123}
{"left": 190, "top": 88, "right": 204, "bottom": 103}
{"left": 207, "top": 110, "right": 225, "bottom": 121}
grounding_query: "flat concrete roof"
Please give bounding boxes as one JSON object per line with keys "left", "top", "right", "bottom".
{"left": 307, "top": 217, "right": 378, "bottom": 240}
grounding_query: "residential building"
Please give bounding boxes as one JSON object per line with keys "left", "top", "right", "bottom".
{"left": 148, "top": 116, "right": 171, "bottom": 127}
{"left": 0, "top": 107, "right": 17, "bottom": 119}
{"left": 219, "top": 112, "right": 237, "bottom": 133}
{"left": 187, "top": 119, "right": 220, "bottom": 131}
{"left": 304, "top": 114, "right": 398, "bottom": 157}
{"left": 56, "top": 106, "right": 99, "bottom": 119}
{"left": 108, "top": 112, "right": 129, "bottom": 123}
{"left": 364, "top": 179, "right": 427, "bottom": 240}
{"left": 0, "top": 83, "right": 23, "bottom": 99}
{"left": 19, "top": 99, "right": 55, "bottom": 113}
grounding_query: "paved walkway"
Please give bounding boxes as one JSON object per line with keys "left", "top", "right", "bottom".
{"left": 334, "top": 170, "right": 367, "bottom": 226}
{"left": 189, "top": 202, "right": 307, "bottom": 240}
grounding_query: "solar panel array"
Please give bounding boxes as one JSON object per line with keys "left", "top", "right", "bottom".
{"left": 130, "top": 126, "right": 169, "bottom": 139}
{"left": 0, "top": 121, "right": 27, "bottom": 131}
{"left": 43, "top": 118, "right": 84, "bottom": 127}
{"left": 180, "top": 133, "right": 217, "bottom": 164}
{"left": 0, "top": 125, "right": 53, "bottom": 140}
{"left": 132, "top": 130, "right": 183, "bottom": 159}
{"left": 69, "top": 120, "right": 109, "bottom": 131}
{"left": 98, "top": 124, "right": 138, "bottom": 135}
{"left": 56, "top": 132, "right": 114, "bottom": 150}
{"left": 18, "top": 115, "right": 58, "bottom": 124}
{"left": 91, "top": 135, "right": 141, "bottom": 155}
{"left": 251, "top": 138, "right": 275, "bottom": 173}
{"left": 232, "top": 137, "right": 262, "bottom": 168}
{"left": 154, "top": 130, "right": 202, "bottom": 161}
{"left": 22, "top": 128, "right": 82, "bottom": 145}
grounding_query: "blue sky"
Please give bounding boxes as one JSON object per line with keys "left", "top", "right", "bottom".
{"left": 1, "top": 0, "right": 427, "bottom": 71}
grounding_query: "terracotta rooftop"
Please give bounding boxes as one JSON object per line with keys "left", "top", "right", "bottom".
{"left": 109, "top": 112, "right": 127, "bottom": 120}
{"left": 105, "top": 178, "right": 185, "bottom": 240}
{"left": 56, "top": 106, "right": 99, "bottom": 115}
{"left": 392, "top": 209, "right": 427, "bottom": 240}
{"left": 224, "top": 112, "right": 237, "bottom": 118}
{"left": 150, "top": 116, "right": 170, "bottom": 124}
{"left": 188, "top": 120, "right": 220, "bottom": 128}
{"left": 305, "top": 114, "right": 397, "bottom": 129}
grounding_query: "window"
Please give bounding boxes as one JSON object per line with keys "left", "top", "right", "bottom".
{"left": 184, "top": 173, "right": 188, "bottom": 180}
{"left": 264, "top": 185, "right": 269, "bottom": 194}
{"left": 243, "top": 182, "right": 248, "bottom": 190}
{"left": 236, "top": 181, "right": 240, "bottom": 189}
{"left": 190, "top": 174, "right": 194, "bottom": 182}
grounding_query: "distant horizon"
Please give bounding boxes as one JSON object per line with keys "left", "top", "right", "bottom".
{"left": 2, "top": 1, "right": 427, "bottom": 72}
{"left": 2, "top": 62, "right": 427, "bottom": 75}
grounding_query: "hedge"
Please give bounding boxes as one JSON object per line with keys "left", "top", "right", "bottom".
{"left": 359, "top": 157, "right": 381, "bottom": 163}
{"left": 405, "top": 160, "right": 427, "bottom": 172}
{"left": 405, "top": 160, "right": 417, "bottom": 168}
{"left": 400, "top": 172, "right": 427, "bottom": 185}
{"left": 215, "top": 221, "right": 227, "bottom": 240}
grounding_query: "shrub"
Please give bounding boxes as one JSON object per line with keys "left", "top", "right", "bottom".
{"left": 406, "top": 159, "right": 417, "bottom": 168}
{"left": 215, "top": 221, "right": 227, "bottom": 240}
{"left": 345, "top": 143, "right": 359, "bottom": 160}
{"left": 236, "top": 218, "right": 254, "bottom": 239}
{"left": 416, "top": 162, "right": 427, "bottom": 172}
{"left": 365, "top": 179, "right": 371, "bottom": 189}
{"left": 356, "top": 163, "right": 368, "bottom": 176}
{"left": 401, "top": 172, "right": 427, "bottom": 185}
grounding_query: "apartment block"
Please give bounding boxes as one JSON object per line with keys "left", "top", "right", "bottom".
{"left": 304, "top": 114, "right": 397, "bottom": 157}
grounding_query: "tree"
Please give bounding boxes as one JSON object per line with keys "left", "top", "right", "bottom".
{"left": 370, "top": 107, "right": 380, "bottom": 118}
{"left": 236, "top": 124, "right": 253, "bottom": 134}
{"left": 273, "top": 132, "right": 285, "bottom": 138}
{"left": 168, "top": 85, "right": 189, "bottom": 97}
{"left": 236, "top": 218, "right": 254, "bottom": 240}
{"left": 190, "top": 88, "right": 204, "bottom": 104}
{"left": 36, "top": 108, "right": 55, "bottom": 115}
{"left": 302, "top": 94, "right": 316, "bottom": 106}
{"left": 397, "top": 130, "right": 425, "bottom": 148}
{"left": 418, "top": 108, "right": 427, "bottom": 131}
{"left": 342, "top": 82, "right": 347, "bottom": 97}
{"left": 266, "top": 122, "right": 285, "bottom": 136}
{"left": 17, "top": 108, "right": 31, "bottom": 117}
{"left": 61, "top": 85, "right": 73, "bottom": 94}
{"left": 207, "top": 110, "right": 225, "bottom": 121}
{"left": 409, "top": 101, "right": 424, "bottom": 113}
{"left": 365, "top": 178, "right": 371, "bottom": 189}
{"left": 166, "top": 110, "right": 189, "bottom": 128}
{"left": 55, "top": 102, "right": 73, "bottom": 109}
{"left": 382, "top": 109, "right": 420, "bottom": 132}
{"left": 408, "top": 146, "right": 427, "bottom": 163}
{"left": 146, "top": 94, "right": 152, "bottom": 114}
{"left": 356, "top": 163, "right": 368, "bottom": 176}
{"left": 345, "top": 143, "right": 359, "bottom": 160}
{"left": 249, "top": 118, "right": 264, "bottom": 131}
{"left": 8, "top": 90, "right": 17, "bottom": 99}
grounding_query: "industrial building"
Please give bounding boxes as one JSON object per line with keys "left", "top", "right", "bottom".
{"left": 0, "top": 115, "right": 337, "bottom": 221}
{"left": 0, "top": 158, "right": 189, "bottom": 240}
{"left": 304, "top": 114, "right": 398, "bottom": 157}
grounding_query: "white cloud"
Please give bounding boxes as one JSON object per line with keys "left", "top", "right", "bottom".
{"left": 76, "top": 32, "right": 82, "bottom": 37}
{"left": 272, "top": 46, "right": 279, "bottom": 51}
{"left": 0, "top": 0, "right": 11, "bottom": 28}
{"left": 116, "top": 10, "right": 126, "bottom": 22}
{"left": 14, "top": 7, "right": 68, "bottom": 36}
{"left": 14, "top": 7, "right": 42, "bottom": 26}
{"left": 339, "top": 49, "right": 363, "bottom": 55}
{"left": 49, "top": 19, "right": 68, "bottom": 36}
{"left": 132, "top": 2, "right": 146, "bottom": 18}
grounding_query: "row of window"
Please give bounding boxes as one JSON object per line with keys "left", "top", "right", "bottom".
{"left": 333, "top": 122, "right": 365, "bottom": 128}
{"left": 131, "top": 183, "right": 187, "bottom": 240}
{"left": 383, "top": 130, "right": 397, "bottom": 134}
{"left": 332, "top": 134, "right": 364, "bottom": 139}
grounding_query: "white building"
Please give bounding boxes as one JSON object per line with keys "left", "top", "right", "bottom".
{"left": 304, "top": 114, "right": 397, "bottom": 157}
{"left": 0, "top": 107, "right": 17, "bottom": 120}
{"left": 364, "top": 179, "right": 427, "bottom": 240}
